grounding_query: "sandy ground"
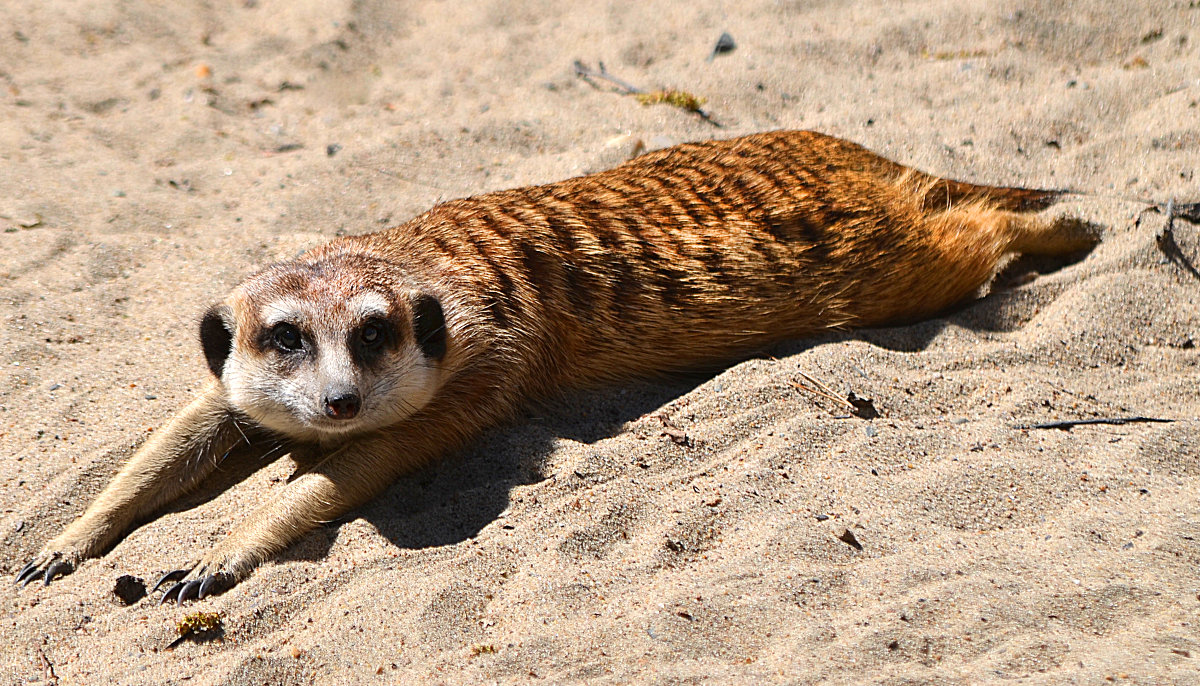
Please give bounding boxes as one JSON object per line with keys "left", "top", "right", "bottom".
{"left": 2, "top": 1, "right": 1199, "bottom": 683}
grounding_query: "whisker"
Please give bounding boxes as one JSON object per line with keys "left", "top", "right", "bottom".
{"left": 230, "top": 417, "right": 251, "bottom": 446}
{"left": 256, "top": 441, "right": 289, "bottom": 462}
{"left": 417, "top": 323, "right": 447, "bottom": 346}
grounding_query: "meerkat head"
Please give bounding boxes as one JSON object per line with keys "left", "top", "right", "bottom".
{"left": 198, "top": 252, "right": 449, "bottom": 442}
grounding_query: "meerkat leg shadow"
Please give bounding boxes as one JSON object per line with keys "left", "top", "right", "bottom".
{"left": 156, "top": 426, "right": 443, "bottom": 603}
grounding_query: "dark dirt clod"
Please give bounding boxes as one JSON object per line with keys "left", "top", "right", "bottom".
{"left": 847, "top": 393, "right": 879, "bottom": 419}
{"left": 837, "top": 528, "right": 863, "bottom": 551}
{"left": 112, "top": 575, "right": 147, "bottom": 605}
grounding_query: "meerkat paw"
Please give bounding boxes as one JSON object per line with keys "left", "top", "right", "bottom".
{"left": 15, "top": 549, "right": 78, "bottom": 587}
{"left": 154, "top": 548, "right": 253, "bottom": 603}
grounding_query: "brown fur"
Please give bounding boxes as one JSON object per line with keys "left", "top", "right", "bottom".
{"left": 17, "top": 130, "right": 1095, "bottom": 599}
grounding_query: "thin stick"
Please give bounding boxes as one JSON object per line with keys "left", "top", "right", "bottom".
{"left": 37, "top": 647, "right": 57, "bottom": 685}
{"left": 790, "top": 372, "right": 858, "bottom": 413}
{"left": 573, "top": 60, "right": 645, "bottom": 95}
{"left": 1156, "top": 198, "right": 1200, "bottom": 280}
{"left": 1058, "top": 189, "right": 1199, "bottom": 213}
{"left": 349, "top": 163, "right": 454, "bottom": 195}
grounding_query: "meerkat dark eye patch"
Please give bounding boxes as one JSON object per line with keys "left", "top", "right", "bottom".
{"left": 199, "top": 304, "right": 234, "bottom": 378}
{"left": 411, "top": 293, "right": 446, "bottom": 359}
{"left": 350, "top": 318, "right": 395, "bottom": 366}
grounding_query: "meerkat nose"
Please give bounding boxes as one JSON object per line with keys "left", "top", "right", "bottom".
{"left": 323, "top": 389, "right": 361, "bottom": 420}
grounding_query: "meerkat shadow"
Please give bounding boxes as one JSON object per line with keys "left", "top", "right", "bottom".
{"left": 171, "top": 436, "right": 297, "bottom": 512}
{"left": 346, "top": 379, "right": 699, "bottom": 553}
{"left": 277, "top": 241, "right": 1097, "bottom": 560}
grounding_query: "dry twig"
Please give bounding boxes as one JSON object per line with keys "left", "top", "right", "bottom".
{"left": 1156, "top": 199, "right": 1200, "bottom": 280}
{"left": 572, "top": 60, "right": 721, "bottom": 126}
{"left": 37, "top": 647, "right": 57, "bottom": 685}
{"left": 790, "top": 372, "right": 879, "bottom": 419}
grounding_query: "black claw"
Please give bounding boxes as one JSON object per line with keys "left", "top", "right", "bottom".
{"left": 197, "top": 573, "right": 232, "bottom": 600}
{"left": 16, "top": 562, "right": 39, "bottom": 586}
{"left": 160, "top": 581, "right": 186, "bottom": 605}
{"left": 152, "top": 569, "right": 189, "bottom": 593}
{"left": 178, "top": 579, "right": 203, "bottom": 603}
{"left": 43, "top": 560, "right": 72, "bottom": 585}
{"left": 197, "top": 575, "right": 216, "bottom": 600}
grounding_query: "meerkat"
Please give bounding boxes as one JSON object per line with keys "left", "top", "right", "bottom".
{"left": 16, "top": 130, "right": 1096, "bottom": 602}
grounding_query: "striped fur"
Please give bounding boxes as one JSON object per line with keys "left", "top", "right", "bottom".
{"left": 327, "top": 129, "right": 1085, "bottom": 403}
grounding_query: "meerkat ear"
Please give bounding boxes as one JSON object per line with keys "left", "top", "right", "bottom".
{"left": 199, "top": 304, "right": 235, "bottom": 378}
{"left": 411, "top": 293, "right": 447, "bottom": 359}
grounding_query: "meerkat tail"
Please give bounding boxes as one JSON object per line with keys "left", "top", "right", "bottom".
{"left": 895, "top": 168, "right": 1095, "bottom": 258}
{"left": 923, "top": 179, "right": 1066, "bottom": 213}
{"left": 808, "top": 131, "right": 1065, "bottom": 214}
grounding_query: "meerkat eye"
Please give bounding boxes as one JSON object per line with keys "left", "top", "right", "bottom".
{"left": 271, "top": 323, "right": 303, "bottom": 352}
{"left": 360, "top": 321, "right": 384, "bottom": 348}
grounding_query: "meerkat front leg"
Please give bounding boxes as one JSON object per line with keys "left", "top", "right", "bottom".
{"left": 16, "top": 383, "right": 259, "bottom": 586}
{"left": 154, "top": 426, "right": 432, "bottom": 603}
